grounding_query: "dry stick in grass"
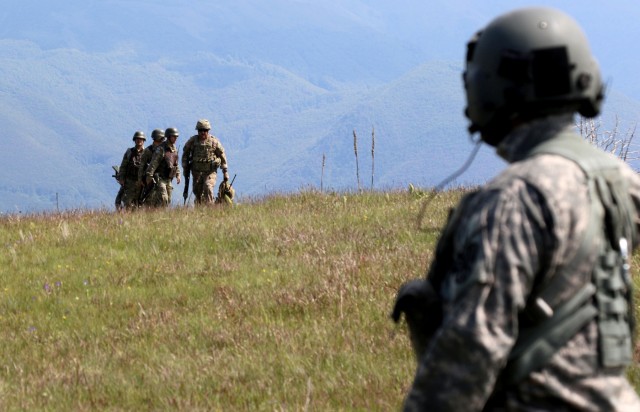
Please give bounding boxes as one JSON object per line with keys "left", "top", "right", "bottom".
{"left": 353, "top": 129, "right": 361, "bottom": 191}
{"left": 371, "top": 126, "right": 375, "bottom": 190}
{"left": 304, "top": 377, "right": 313, "bottom": 412}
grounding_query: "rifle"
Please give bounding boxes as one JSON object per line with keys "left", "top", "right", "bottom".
{"left": 112, "top": 165, "right": 120, "bottom": 180}
{"left": 183, "top": 147, "right": 192, "bottom": 205}
{"left": 139, "top": 174, "right": 157, "bottom": 205}
{"left": 183, "top": 164, "right": 191, "bottom": 205}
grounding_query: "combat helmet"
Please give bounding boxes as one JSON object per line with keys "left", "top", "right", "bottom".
{"left": 463, "top": 7, "right": 604, "bottom": 145}
{"left": 132, "top": 130, "right": 146, "bottom": 141}
{"left": 151, "top": 128, "right": 165, "bottom": 142}
{"left": 195, "top": 119, "right": 211, "bottom": 131}
{"left": 165, "top": 127, "right": 179, "bottom": 138}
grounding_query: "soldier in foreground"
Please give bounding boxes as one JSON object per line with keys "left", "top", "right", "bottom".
{"left": 181, "top": 119, "right": 230, "bottom": 205}
{"left": 392, "top": 7, "right": 640, "bottom": 411}
{"left": 138, "top": 129, "right": 165, "bottom": 207}
{"left": 145, "top": 127, "right": 181, "bottom": 207}
{"left": 117, "top": 131, "right": 146, "bottom": 209}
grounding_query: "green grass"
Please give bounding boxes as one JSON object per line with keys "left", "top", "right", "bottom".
{"left": 1, "top": 190, "right": 638, "bottom": 410}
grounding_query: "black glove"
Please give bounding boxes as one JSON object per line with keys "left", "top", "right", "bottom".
{"left": 392, "top": 279, "right": 443, "bottom": 360}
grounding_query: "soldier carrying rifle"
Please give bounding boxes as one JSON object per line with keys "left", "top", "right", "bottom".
{"left": 145, "top": 128, "right": 181, "bottom": 207}
{"left": 117, "top": 131, "right": 146, "bottom": 210}
{"left": 138, "top": 129, "right": 166, "bottom": 207}
{"left": 181, "top": 119, "right": 230, "bottom": 205}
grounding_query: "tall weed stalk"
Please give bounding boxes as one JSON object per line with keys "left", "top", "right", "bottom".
{"left": 353, "top": 129, "right": 361, "bottom": 191}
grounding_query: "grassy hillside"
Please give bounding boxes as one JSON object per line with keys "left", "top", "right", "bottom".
{"left": 1, "top": 190, "right": 639, "bottom": 410}
{"left": 0, "top": 39, "right": 481, "bottom": 212}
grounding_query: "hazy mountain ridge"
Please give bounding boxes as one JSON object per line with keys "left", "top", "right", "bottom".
{"left": 2, "top": 1, "right": 640, "bottom": 212}
{"left": 0, "top": 42, "right": 477, "bottom": 211}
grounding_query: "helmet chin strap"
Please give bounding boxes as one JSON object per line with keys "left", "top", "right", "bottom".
{"left": 416, "top": 139, "right": 483, "bottom": 230}
{"left": 476, "top": 109, "right": 525, "bottom": 147}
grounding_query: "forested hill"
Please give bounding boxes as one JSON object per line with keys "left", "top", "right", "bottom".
{"left": 1, "top": 0, "right": 640, "bottom": 212}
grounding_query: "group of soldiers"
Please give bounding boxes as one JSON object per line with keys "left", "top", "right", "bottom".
{"left": 107, "top": 8, "right": 640, "bottom": 410}
{"left": 114, "top": 119, "right": 234, "bottom": 210}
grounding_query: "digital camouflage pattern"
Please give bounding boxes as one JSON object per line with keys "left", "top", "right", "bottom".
{"left": 402, "top": 115, "right": 640, "bottom": 411}
{"left": 195, "top": 119, "right": 211, "bottom": 131}
{"left": 182, "top": 133, "right": 228, "bottom": 205}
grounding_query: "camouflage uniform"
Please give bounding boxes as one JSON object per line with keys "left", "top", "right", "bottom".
{"left": 138, "top": 144, "right": 156, "bottom": 183}
{"left": 182, "top": 132, "right": 228, "bottom": 205}
{"left": 118, "top": 145, "right": 144, "bottom": 209}
{"left": 394, "top": 8, "right": 640, "bottom": 410}
{"left": 401, "top": 116, "right": 640, "bottom": 411}
{"left": 138, "top": 132, "right": 165, "bottom": 207}
{"left": 145, "top": 140, "right": 180, "bottom": 207}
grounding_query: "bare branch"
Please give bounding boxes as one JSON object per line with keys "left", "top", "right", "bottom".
{"left": 576, "top": 117, "right": 638, "bottom": 163}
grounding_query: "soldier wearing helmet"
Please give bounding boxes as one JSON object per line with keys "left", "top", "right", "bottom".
{"left": 393, "top": 7, "right": 640, "bottom": 410}
{"left": 144, "top": 128, "right": 181, "bottom": 207}
{"left": 117, "top": 130, "right": 146, "bottom": 209}
{"left": 181, "top": 119, "right": 230, "bottom": 205}
{"left": 137, "top": 128, "right": 166, "bottom": 207}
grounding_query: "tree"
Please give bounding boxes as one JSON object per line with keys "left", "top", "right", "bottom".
{"left": 577, "top": 116, "right": 638, "bottom": 162}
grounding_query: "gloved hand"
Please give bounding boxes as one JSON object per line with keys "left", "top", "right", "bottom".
{"left": 146, "top": 176, "right": 154, "bottom": 186}
{"left": 392, "top": 279, "right": 443, "bottom": 361}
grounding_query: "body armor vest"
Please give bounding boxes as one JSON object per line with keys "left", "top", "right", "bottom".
{"left": 125, "top": 147, "right": 143, "bottom": 180}
{"left": 503, "top": 132, "right": 635, "bottom": 384}
{"left": 140, "top": 145, "right": 156, "bottom": 178}
{"left": 158, "top": 143, "right": 178, "bottom": 179}
{"left": 191, "top": 136, "right": 219, "bottom": 173}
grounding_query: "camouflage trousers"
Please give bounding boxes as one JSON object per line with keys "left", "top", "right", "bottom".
{"left": 121, "top": 179, "right": 142, "bottom": 209}
{"left": 115, "top": 185, "right": 124, "bottom": 210}
{"left": 192, "top": 171, "right": 217, "bottom": 205}
{"left": 153, "top": 177, "right": 174, "bottom": 207}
